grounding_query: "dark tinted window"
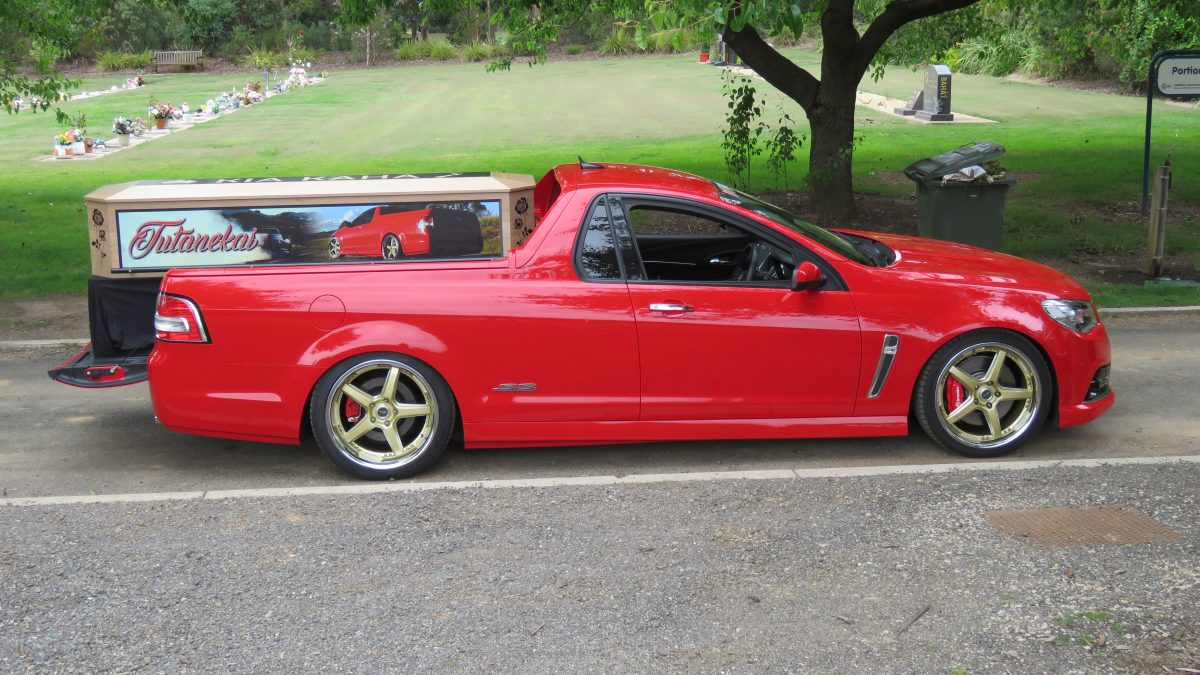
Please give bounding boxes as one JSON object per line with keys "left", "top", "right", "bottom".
{"left": 607, "top": 197, "right": 644, "bottom": 281}
{"left": 349, "top": 207, "right": 377, "bottom": 226}
{"left": 577, "top": 197, "right": 621, "bottom": 280}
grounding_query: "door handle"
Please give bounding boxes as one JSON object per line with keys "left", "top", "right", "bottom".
{"left": 649, "top": 303, "right": 693, "bottom": 313}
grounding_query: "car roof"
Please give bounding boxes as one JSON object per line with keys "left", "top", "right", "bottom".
{"left": 553, "top": 162, "right": 720, "bottom": 201}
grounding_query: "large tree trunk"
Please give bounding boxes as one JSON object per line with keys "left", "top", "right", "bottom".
{"left": 807, "top": 87, "right": 858, "bottom": 223}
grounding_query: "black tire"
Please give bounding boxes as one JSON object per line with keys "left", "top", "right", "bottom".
{"left": 381, "top": 233, "right": 401, "bottom": 261}
{"left": 310, "top": 352, "right": 456, "bottom": 479}
{"left": 913, "top": 330, "right": 1053, "bottom": 458}
{"left": 328, "top": 236, "right": 341, "bottom": 259}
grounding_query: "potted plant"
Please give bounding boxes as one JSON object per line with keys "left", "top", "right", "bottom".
{"left": 148, "top": 102, "right": 173, "bottom": 129}
{"left": 112, "top": 116, "right": 134, "bottom": 147}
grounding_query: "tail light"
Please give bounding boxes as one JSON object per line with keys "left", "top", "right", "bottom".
{"left": 416, "top": 216, "right": 433, "bottom": 233}
{"left": 154, "top": 293, "right": 209, "bottom": 343}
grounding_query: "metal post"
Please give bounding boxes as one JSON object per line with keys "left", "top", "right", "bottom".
{"left": 1141, "top": 61, "right": 1156, "bottom": 216}
{"left": 1146, "top": 158, "right": 1171, "bottom": 277}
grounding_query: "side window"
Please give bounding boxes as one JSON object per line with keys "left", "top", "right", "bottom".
{"left": 349, "top": 207, "right": 377, "bottom": 227}
{"left": 624, "top": 202, "right": 795, "bottom": 284}
{"left": 628, "top": 207, "right": 730, "bottom": 236}
{"left": 576, "top": 197, "right": 622, "bottom": 281}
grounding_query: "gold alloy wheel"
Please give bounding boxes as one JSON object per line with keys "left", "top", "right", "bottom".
{"left": 382, "top": 234, "right": 400, "bottom": 260}
{"left": 934, "top": 342, "right": 1039, "bottom": 449}
{"left": 327, "top": 360, "right": 438, "bottom": 468}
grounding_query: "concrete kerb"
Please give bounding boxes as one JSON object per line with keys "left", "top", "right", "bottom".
{"left": 2, "top": 455, "right": 1198, "bottom": 507}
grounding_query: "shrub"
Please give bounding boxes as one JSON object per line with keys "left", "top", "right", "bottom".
{"left": 599, "top": 28, "right": 641, "bottom": 56}
{"left": 97, "top": 50, "right": 126, "bottom": 71}
{"left": 241, "top": 47, "right": 284, "bottom": 69}
{"left": 564, "top": 44, "right": 584, "bottom": 56}
{"left": 463, "top": 41, "right": 492, "bottom": 62}
{"left": 426, "top": 39, "right": 458, "bottom": 60}
{"left": 394, "top": 41, "right": 422, "bottom": 60}
{"left": 288, "top": 46, "right": 321, "bottom": 65}
{"left": 127, "top": 50, "right": 153, "bottom": 69}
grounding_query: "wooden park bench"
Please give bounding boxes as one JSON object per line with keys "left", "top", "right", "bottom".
{"left": 153, "top": 51, "right": 204, "bottom": 73}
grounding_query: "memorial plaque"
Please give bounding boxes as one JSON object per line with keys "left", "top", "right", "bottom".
{"left": 916, "top": 64, "right": 954, "bottom": 121}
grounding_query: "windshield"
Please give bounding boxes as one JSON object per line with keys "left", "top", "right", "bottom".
{"left": 713, "top": 183, "right": 883, "bottom": 267}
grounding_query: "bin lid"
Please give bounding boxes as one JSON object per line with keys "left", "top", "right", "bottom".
{"left": 903, "top": 141, "right": 1006, "bottom": 184}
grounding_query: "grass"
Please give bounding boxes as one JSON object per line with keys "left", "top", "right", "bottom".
{"left": 0, "top": 49, "right": 1197, "bottom": 306}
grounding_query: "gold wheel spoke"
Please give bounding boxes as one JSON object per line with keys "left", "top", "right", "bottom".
{"left": 945, "top": 401, "right": 976, "bottom": 425}
{"left": 382, "top": 424, "right": 406, "bottom": 456}
{"left": 381, "top": 367, "right": 400, "bottom": 402}
{"left": 342, "top": 417, "right": 374, "bottom": 443}
{"left": 982, "top": 406, "right": 1003, "bottom": 439}
{"left": 984, "top": 351, "right": 1007, "bottom": 384}
{"left": 997, "top": 385, "right": 1033, "bottom": 401}
{"left": 948, "top": 366, "right": 979, "bottom": 388}
{"left": 342, "top": 384, "right": 373, "bottom": 408}
{"left": 393, "top": 402, "right": 431, "bottom": 419}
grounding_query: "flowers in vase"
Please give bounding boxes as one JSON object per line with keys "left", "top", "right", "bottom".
{"left": 112, "top": 117, "right": 134, "bottom": 135}
{"left": 56, "top": 129, "right": 82, "bottom": 146}
{"left": 148, "top": 102, "right": 174, "bottom": 120}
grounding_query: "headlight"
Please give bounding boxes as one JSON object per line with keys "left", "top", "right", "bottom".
{"left": 1041, "top": 299, "right": 1098, "bottom": 334}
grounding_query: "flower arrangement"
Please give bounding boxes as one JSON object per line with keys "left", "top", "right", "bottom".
{"left": 148, "top": 102, "right": 174, "bottom": 120}
{"left": 112, "top": 117, "right": 134, "bottom": 135}
{"left": 56, "top": 129, "right": 81, "bottom": 146}
{"left": 132, "top": 118, "right": 149, "bottom": 135}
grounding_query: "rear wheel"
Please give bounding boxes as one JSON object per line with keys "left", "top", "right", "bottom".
{"left": 382, "top": 234, "right": 401, "bottom": 261}
{"left": 310, "top": 353, "right": 455, "bottom": 479}
{"left": 914, "top": 330, "right": 1052, "bottom": 458}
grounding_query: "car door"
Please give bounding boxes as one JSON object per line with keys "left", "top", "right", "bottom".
{"left": 609, "top": 195, "right": 863, "bottom": 420}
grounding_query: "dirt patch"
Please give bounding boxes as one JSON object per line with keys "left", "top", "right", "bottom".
{"left": 0, "top": 295, "right": 89, "bottom": 341}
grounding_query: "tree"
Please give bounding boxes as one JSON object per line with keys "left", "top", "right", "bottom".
{"left": 337, "top": 1, "right": 982, "bottom": 220}
{"left": 1, "top": 0, "right": 111, "bottom": 123}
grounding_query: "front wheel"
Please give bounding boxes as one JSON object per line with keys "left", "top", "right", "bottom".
{"left": 328, "top": 236, "right": 341, "bottom": 259}
{"left": 310, "top": 353, "right": 456, "bottom": 479}
{"left": 913, "top": 330, "right": 1053, "bottom": 458}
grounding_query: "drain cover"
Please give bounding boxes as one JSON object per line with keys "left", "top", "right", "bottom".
{"left": 984, "top": 505, "right": 1180, "bottom": 547}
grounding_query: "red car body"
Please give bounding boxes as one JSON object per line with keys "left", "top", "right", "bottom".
{"left": 330, "top": 206, "right": 433, "bottom": 259}
{"left": 141, "top": 162, "right": 1112, "bottom": 474}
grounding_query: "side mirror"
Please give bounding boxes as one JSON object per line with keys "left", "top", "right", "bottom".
{"left": 791, "top": 260, "right": 825, "bottom": 292}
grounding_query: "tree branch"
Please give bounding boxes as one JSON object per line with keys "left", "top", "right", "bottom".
{"left": 722, "top": 23, "right": 819, "bottom": 112}
{"left": 855, "top": 0, "right": 982, "bottom": 77}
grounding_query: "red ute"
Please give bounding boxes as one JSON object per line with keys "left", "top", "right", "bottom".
{"left": 60, "top": 162, "right": 1115, "bottom": 480}
{"left": 329, "top": 205, "right": 483, "bottom": 260}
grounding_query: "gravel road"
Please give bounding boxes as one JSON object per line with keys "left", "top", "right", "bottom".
{"left": 2, "top": 462, "right": 1197, "bottom": 673}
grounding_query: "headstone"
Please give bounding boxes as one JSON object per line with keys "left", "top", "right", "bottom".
{"left": 894, "top": 89, "right": 924, "bottom": 116}
{"left": 915, "top": 64, "right": 953, "bottom": 121}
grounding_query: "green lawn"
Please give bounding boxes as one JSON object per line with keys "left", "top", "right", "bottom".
{"left": 1, "top": 50, "right": 1197, "bottom": 306}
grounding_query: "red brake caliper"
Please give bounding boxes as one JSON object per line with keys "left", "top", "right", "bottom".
{"left": 946, "top": 376, "right": 967, "bottom": 412}
{"left": 344, "top": 399, "right": 363, "bottom": 423}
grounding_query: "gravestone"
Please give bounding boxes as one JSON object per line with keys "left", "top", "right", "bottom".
{"left": 894, "top": 89, "right": 924, "bottom": 116}
{"left": 915, "top": 64, "right": 953, "bottom": 121}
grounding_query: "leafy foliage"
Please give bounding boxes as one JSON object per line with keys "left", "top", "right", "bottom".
{"left": 720, "top": 72, "right": 763, "bottom": 189}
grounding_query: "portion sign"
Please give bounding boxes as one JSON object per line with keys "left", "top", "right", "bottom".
{"left": 1157, "top": 55, "right": 1200, "bottom": 98}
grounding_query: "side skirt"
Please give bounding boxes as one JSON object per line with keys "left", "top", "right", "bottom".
{"left": 463, "top": 416, "right": 908, "bottom": 449}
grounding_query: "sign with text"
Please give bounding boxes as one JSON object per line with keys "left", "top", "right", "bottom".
{"left": 1157, "top": 55, "right": 1200, "bottom": 98}
{"left": 115, "top": 200, "right": 500, "bottom": 270}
